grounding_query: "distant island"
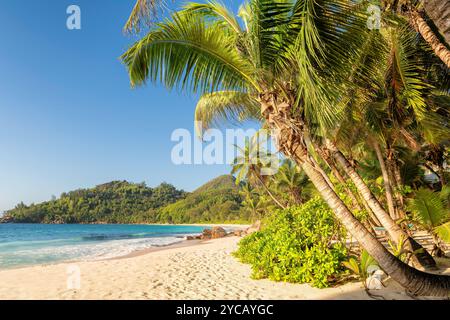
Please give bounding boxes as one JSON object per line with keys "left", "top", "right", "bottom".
{"left": 1, "top": 175, "right": 248, "bottom": 224}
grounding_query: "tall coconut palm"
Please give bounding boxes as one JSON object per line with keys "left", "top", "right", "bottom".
{"left": 239, "top": 183, "right": 270, "bottom": 220}
{"left": 423, "top": 0, "right": 450, "bottom": 44}
{"left": 323, "top": 19, "right": 450, "bottom": 269}
{"left": 124, "top": 0, "right": 164, "bottom": 33}
{"left": 122, "top": 0, "right": 450, "bottom": 296}
{"left": 273, "top": 159, "right": 309, "bottom": 204}
{"left": 381, "top": 0, "right": 450, "bottom": 68}
{"left": 231, "top": 134, "right": 285, "bottom": 209}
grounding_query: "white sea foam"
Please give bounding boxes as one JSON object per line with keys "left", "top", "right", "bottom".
{"left": 0, "top": 233, "right": 201, "bottom": 268}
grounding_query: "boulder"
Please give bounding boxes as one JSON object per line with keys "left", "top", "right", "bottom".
{"left": 233, "top": 229, "right": 246, "bottom": 237}
{"left": 211, "top": 226, "right": 227, "bottom": 239}
{"left": 201, "top": 228, "right": 213, "bottom": 239}
{"left": 0, "top": 215, "right": 13, "bottom": 224}
{"left": 186, "top": 235, "right": 202, "bottom": 240}
{"left": 245, "top": 220, "right": 261, "bottom": 235}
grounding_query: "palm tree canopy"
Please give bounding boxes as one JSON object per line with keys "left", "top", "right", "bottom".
{"left": 122, "top": 0, "right": 379, "bottom": 134}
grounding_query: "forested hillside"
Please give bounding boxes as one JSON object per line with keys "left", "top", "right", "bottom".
{"left": 157, "top": 175, "right": 246, "bottom": 223}
{"left": 2, "top": 176, "right": 247, "bottom": 224}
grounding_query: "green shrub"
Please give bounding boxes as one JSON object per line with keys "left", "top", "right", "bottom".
{"left": 234, "top": 197, "right": 348, "bottom": 288}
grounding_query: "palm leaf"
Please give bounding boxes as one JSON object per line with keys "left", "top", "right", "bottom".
{"left": 121, "top": 12, "right": 259, "bottom": 93}
{"left": 182, "top": 1, "right": 242, "bottom": 34}
{"left": 407, "top": 188, "right": 448, "bottom": 228}
{"left": 435, "top": 222, "right": 450, "bottom": 243}
{"left": 194, "top": 91, "right": 260, "bottom": 134}
{"left": 124, "top": 0, "right": 164, "bottom": 34}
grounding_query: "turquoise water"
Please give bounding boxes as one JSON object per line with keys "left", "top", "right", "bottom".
{"left": 0, "top": 224, "right": 208, "bottom": 269}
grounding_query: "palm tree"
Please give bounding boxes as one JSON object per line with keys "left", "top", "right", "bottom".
{"left": 381, "top": 0, "right": 450, "bottom": 68}
{"left": 239, "top": 183, "right": 269, "bottom": 220}
{"left": 273, "top": 159, "right": 309, "bottom": 204}
{"left": 231, "top": 134, "right": 285, "bottom": 209}
{"left": 423, "top": 0, "right": 450, "bottom": 45}
{"left": 122, "top": 0, "right": 450, "bottom": 296}
{"left": 407, "top": 187, "right": 450, "bottom": 256}
{"left": 323, "top": 21, "right": 450, "bottom": 269}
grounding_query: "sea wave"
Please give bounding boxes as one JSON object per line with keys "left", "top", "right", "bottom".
{"left": 0, "top": 233, "right": 200, "bottom": 268}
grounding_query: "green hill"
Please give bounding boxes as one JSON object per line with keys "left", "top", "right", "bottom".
{"left": 157, "top": 175, "right": 247, "bottom": 224}
{"left": 2, "top": 175, "right": 248, "bottom": 224}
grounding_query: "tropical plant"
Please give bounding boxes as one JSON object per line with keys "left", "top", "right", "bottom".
{"left": 231, "top": 133, "right": 285, "bottom": 208}
{"left": 272, "top": 159, "right": 309, "bottom": 205}
{"left": 380, "top": 0, "right": 450, "bottom": 68}
{"left": 239, "top": 183, "right": 270, "bottom": 220}
{"left": 124, "top": 0, "right": 164, "bottom": 33}
{"left": 234, "top": 198, "right": 348, "bottom": 288}
{"left": 122, "top": 0, "right": 450, "bottom": 295}
{"left": 324, "top": 19, "right": 449, "bottom": 269}
{"left": 343, "top": 250, "right": 379, "bottom": 287}
{"left": 407, "top": 187, "right": 450, "bottom": 256}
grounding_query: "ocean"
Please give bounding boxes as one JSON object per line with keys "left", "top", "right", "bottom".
{"left": 0, "top": 224, "right": 208, "bottom": 269}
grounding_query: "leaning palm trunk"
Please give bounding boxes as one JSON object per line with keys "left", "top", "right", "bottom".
{"left": 319, "top": 148, "right": 383, "bottom": 228}
{"left": 409, "top": 9, "right": 450, "bottom": 68}
{"left": 254, "top": 172, "right": 286, "bottom": 209}
{"left": 260, "top": 93, "right": 449, "bottom": 296}
{"left": 423, "top": 0, "right": 450, "bottom": 45}
{"left": 326, "top": 156, "right": 382, "bottom": 228}
{"left": 389, "top": 156, "right": 405, "bottom": 211}
{"left": 372, "top": 140, "right": 398, "bottom": 220}
{"left": 325, "top": 140, "right": 437, "bottom": 270}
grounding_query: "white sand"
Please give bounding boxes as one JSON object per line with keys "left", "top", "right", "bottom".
{"left": 0, "top": 236, "right": 436, "bottom": 300}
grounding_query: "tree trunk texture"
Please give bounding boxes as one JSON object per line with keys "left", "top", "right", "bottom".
{"left": 386, "top": 153, "right": 406, "bottom": 220}
{"left": 255, "top": 172, "right": 286, "bottom": 209}
{"left": 324, "top": 140, "right": 437, "bottom": 270}
{"left": 390, "top": 157, "right": 405, "bottom": 210}
{"left": 423, "top": 0, "right": 450, "bottom": 45}
{"left": 373, "top": 141, "right": 398, "bottom": 220}
{"left": 259, "top": 93, "right": 448, "bottom": 296}
{"left": 410, "top": 9, "right": 450, "bottom": 68}
{"left": 320, "top": 150, "right": 381, "bottom": 227}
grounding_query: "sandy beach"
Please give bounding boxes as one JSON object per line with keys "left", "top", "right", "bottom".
{"left": 1, "top": 235, "right": 439, "bottom": 300}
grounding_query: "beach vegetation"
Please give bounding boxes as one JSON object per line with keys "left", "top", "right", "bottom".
{"left": 234, "top": 198, "right": 347, "bottom": 288}
{"left": 121, "top": 0, "right": 450, "bottom": 295}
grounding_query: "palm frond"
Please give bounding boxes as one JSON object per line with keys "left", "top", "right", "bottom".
{"left": 194, "top": 91, "right": 260, "bottom": 135}
{"left": 124, "top": 0, "right": 164, "bottom": 34}
{"left": 435, "top": 221, "right": 450, "bottom": 243}
{"left": 386, "top": 26, "right": 431, "bottom": 122}
{"left": 407, "top": 188, "right": 448, "bottom": 228}
{"left": 121, "top": 12, "right": 259, "bottom": 93}
{"left": 182, "top": 1, "right": 242, "bottom": 34}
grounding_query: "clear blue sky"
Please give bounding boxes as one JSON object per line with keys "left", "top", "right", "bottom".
{"left": 0, "top": 0, "right": 254, "bottom": 212}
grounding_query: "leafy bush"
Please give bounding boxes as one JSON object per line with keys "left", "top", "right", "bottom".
{"left": 234, "top": 197, "right": 348, "bottom": 288}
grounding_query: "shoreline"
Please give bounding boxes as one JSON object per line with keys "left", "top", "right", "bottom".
{"left": 107, "top": 238, "right": 207, "bottom": 260}
{"left": 0, "top": 224, "right": 249, "bottom": 272}
{"left": 0, "top": 235, "right": 438, "bottom": 300}
{"left": 0, "top": 237, "right": 208, "bottom": 272}
{"left": 0, "top": 222, "right": 251, "bottom": 227}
